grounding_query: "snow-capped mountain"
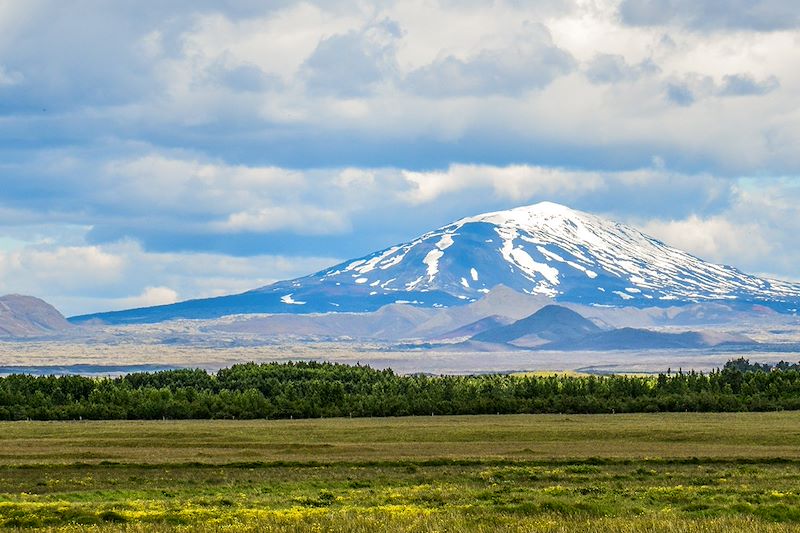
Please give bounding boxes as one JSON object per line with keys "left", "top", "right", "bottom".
{"left": 71, "top": 202, "right": 800, "bottom": 324}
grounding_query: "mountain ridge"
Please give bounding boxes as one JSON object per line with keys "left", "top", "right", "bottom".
{"left": 70, "top": 202, "right": 800, "bottom": 324}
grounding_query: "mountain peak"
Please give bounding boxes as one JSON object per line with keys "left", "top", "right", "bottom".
{"left": 292, "top": 200, "right": 800, "bottom": 309}
{"left": 71, "top": 202, "right": 800, "bottom": 324}
{"left": 461, "top": 201, "right": 582, "bottom": 227}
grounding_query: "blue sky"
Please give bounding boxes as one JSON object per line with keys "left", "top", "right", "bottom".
{"left": 1, "top": 0, "right": 799, "bottom": 315}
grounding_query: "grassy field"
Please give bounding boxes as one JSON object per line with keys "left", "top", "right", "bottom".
{"left": 1, "top": 413, "right": 800, "bottom": 531}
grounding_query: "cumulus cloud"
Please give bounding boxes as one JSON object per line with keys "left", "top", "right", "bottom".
{"left": 404, "top": 23, "right": 575, "bottom": 97}
{"left": 636, "top": 179, "right": 800, "bottom": 276}
{"left": 0, "top": 239, "right": 339, "bottom": 316}
{"left": 0, "top": 245, "right": 125, "bottom": 294}
{"left": 0, "top": 149, "right": 380, "bottom": 258}
{"left": 214, "top": 206, "right": 351, "bottom": 234}
{"left": 302, "top": 18, "right": 402, "bottom": 96}
{"left": 0, "top": 148, "right": 752, "bottom": 256}
{"left": 0, "top": 1, "right": 798, "bottom": 174}
{"left": 100, "top": 154, "right": 306, "bottom": 216}
{"left": 400, "top": 164, "right": 603, "bottom": 204}
{"left": 397, "top": 164, "right": 730, "bottom": 218}
{"left": 642, "top": 215, "right": 773, "bottom": 265}
{"left": 116, "top": 286, "right": 180, "bottom": 310}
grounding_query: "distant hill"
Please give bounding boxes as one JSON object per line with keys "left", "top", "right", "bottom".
{"left": 462, "top": 304, "right": 756, "bottom": 351}
{"left": 542, "top": 328, "right": 710, "bottom": 351}
{"left": 540, "top": 326, "right": 756, "bottom": 351}
{"left": 0, "top": 295, "right": 72, "bottom": 337}
{"left": 472, "top": 304, "right": 601, "bottom": 344}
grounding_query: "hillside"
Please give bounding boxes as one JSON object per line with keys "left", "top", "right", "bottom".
{"left": 0, "top": 295, "right": 72, "bottom": 337}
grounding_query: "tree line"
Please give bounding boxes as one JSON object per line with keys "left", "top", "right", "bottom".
{"left": 1, "top": 359, "right": 799, "bottom": 420}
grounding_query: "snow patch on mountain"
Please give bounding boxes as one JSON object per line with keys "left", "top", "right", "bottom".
{"left": 423, "top": 249, "right": 444, "bottom": 280}
{"left": 280, "top": 294, "right": 306, "bottom": 305}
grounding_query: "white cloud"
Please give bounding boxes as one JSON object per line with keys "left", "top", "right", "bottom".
{"left": 400, "top": 164, "right": 605, "bottom": 204}
{"left": 178, "top": 5, "right": 360, "bottom": 82}
{"left": 0, "top": 239, "right": 339, "bottom": 316}
{"left": 3, "top": 1, "right": 799, "bottom": 173}
{"left": 404, "top": 22, "right": 575, "bottom": 97}
{"left": 398, "top": 163, "right": 720, "bottom": 205}
{"left": 101, "top": 154, "right": 306, "bottom": 216}
{"left": 116, "top": 286, "right": 180, "bottom": 309}
{"left": 302, "top": 18, "right": 402, "bottom": 96}
{"left": 642, "top": 215, "right": 773, "bottom": 265}
{"left": 215, "top": 206, "right": 351, "bottom": 234}
{"left": 0, "top": 245, "right": 125, "bottom": 294}
{"left": 635, "top": 179, "right": 800, "bottom": 276}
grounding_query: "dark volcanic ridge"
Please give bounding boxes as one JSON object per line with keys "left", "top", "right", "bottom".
{"left": 473, "top": 304, "right": 600, "bottom": 344}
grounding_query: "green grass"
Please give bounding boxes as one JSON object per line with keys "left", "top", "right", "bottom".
{"left": 1, "top": 413, "right": 800, "bottom": 531}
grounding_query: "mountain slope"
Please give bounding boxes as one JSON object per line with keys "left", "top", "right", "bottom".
{"left": 408, "top": 285, "right": 552, "bottom": 339}
{"left": 436, "top": 315, "right": 514, "bottom": 341}
{"left": 71, "top": 202, "right": 800, "bottom": 324}
{"left": 0, "top": 294, "right": 72, "bottom": 337}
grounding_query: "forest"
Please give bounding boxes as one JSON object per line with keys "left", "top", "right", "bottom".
{"left": 1, "top": 358, "right": 800, "bottom": 421}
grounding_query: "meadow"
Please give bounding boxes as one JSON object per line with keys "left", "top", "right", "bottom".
{"left": 0, "top": 412, "right": 799, "bottom": 531}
